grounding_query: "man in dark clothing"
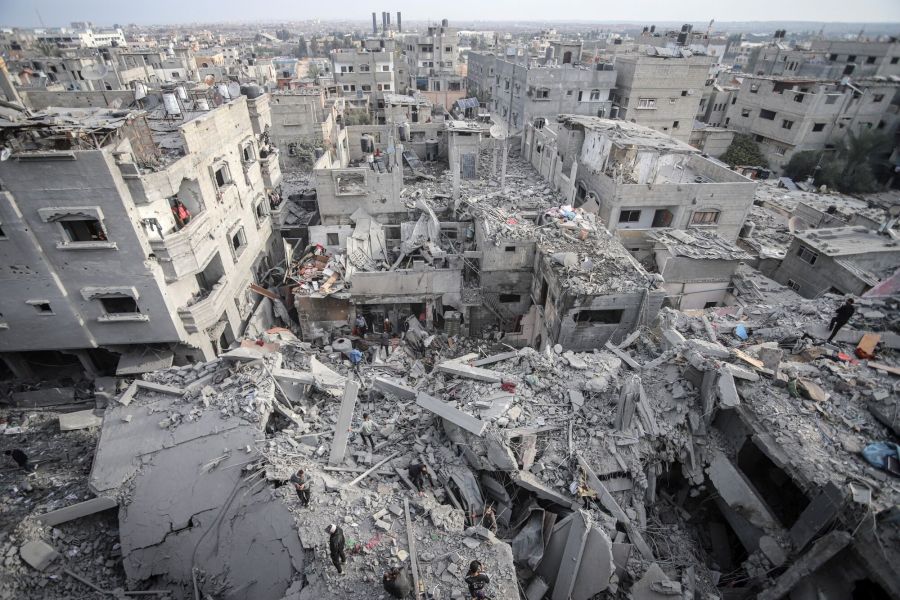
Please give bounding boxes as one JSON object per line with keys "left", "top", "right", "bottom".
{"left": 408, "top": 462, "right": 434, "bottom": 496}
{"left": 465, "top": 560, "right": 490, "bottom": 599}
{"left": 383, "top": 566, "right": 412, "bottom": 598}
{"left": 290, "top": 469, "right": 310, "bottom": 506}
{"left": 380, "top": 330, "right": 392, "bottom": 358}
{"left": 828, "top": 298, "right": 855, "bottom": 342}
{"left": 4, "top": 449, "right": 31, "bottom": 471}
{"left": 327, "top": 524, "right": 346, "bottom": 573}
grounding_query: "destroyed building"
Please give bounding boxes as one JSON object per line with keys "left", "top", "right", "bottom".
{"left": 771, "top": 226, "right": 900, "bottom": 298}
{"left": 0, "top": 88, "right": 281, "bottom": 379}
{"left": 525, "top": 116, "right": 758, "bottom": 256}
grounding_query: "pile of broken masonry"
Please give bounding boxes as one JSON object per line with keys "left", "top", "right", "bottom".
{"left": 2, "top": 287, "right": 899, "bottom": 600}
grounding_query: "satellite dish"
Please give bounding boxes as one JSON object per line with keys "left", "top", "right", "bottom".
{"left": 203, "top": 74, "right": 216, "bottom": 86}
{"left": 81, "top": 63, "right": 109, "bottom": 81}
{"left": 489, "top": 121, "right": 508, "bottom": 140}
{"left": 0, "top": 147, "right": 11, "bottom": 161}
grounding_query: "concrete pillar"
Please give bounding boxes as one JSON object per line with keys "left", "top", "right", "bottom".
{"left": 491, "top": 140, "right": 498, "bottom": 179}
{"left": 1, "top": 353, "right": 35, "bottom": 379}
{"left": 450, "top": 140, "right": 461, "bottom": 212}
{"left": 425, "top": 299, "right": 434, "bottom": 329}
{"left": 500, "top": 139, "right": 509, "bottom": 193}
{"left": 68, "top": 349, "right": 100, "bottom": 380}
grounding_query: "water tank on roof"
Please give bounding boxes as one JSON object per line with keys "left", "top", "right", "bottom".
{"left": 361, "top": 135, "right": 374, "bottom": 154}
{"left": 398, "top": 123, "right": 410, "bottom": 142}
{"left": 425, "top": 139, "right": 439, "bottom": 161}
{"left": 217, "top": 83, "right": 231, "bottom": 99}
{"left": 163, "top": 92, "right": 182, "bottom": 116}
{"left": 241, "top": 84, "right": 263, "bottom": 99}
{"left": 441, "top": 19, "right": 449, "bottom": 27}
{"left": 133, "top": 81, "right": 147, "bottom": 101}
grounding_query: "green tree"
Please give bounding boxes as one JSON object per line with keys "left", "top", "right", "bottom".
{"left": 720, "top": 134, "right": 768, "bottom": 168}
{"left": 783, "top": 150, "right": 821, "bottom": 181}
{"left": 307, "top": 64, "right": 319, "bottom": 79}
{"left": 296, "top": 36, "right": 308, "bottom": 58}
{"left": 309, "top": 38, "right": 320, "bottom": 56}
{"left": 835, "top": 128, "right": 893, "bottom": 193}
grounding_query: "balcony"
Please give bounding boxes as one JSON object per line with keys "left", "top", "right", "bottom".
{"left": 177, "top": 274, "right": 229, "bottom": 333}
{"left": 149, "top": 211, "right": 216, "bottom": 282}
{"left": 259, "top": 150, "right": 282, "bottom": 189}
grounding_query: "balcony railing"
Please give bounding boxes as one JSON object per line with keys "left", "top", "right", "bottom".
{"left": 177, "top": 274, "right": 229, "bottom": 333}
{"left": 149, "top": 211, "right": 216, "bottom": 282}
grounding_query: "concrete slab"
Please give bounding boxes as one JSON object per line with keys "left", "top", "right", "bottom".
{"left": 611, "top": 542, "right": 632, "bottom": 578}
{"left": 328, "top": 381, "right": 360, "bottom": 466}
{"left": 435, "top": 361, "right": 503, "bottom": 383}
{"left": 631, "top": 563, "right": 675, "bottom": 600}
{"left": 552, "top": 511, "right": 590, "bottom": 600}
{"left": 716, "top": 370, "right": 740, "bottom": 408}
{"left": 723, "top": 362, "right": 760, "bottom": 382}
{"left": 789, "top": 481, "right": 846, "bottom": 550}
{"left": 661, "top": 328, "right": 686, "bottom": 350}
{"left": 19, "top": 540, "right": 59, "bottom": 571}
{"left": 416, "top": 392, "right": 487, "bottom": 436}
{"left": 39, "top": 496, "right": 118, "bottom": 526}
{"left": 135, "top": 379, "right": 184, "bottom": 396}
{"left": 604, "top": 341, "right": 640, "bottom": 370}
{"left": 513, "top": 471, "right": 578, "bottom": 509}
{"left": 373, "top": 377, "right": 417, "bottom": 400}
{"left": 536, "top": 514, "right": 574, "bottom": 590}
{"left": 571, "top": 526, "right": 613, "bottom": 600}
{"left": 707, "top": 450, "right": 782, "bottom": 532}
{"left": 758, "top": 532, "right": 851, "bottom": 600}
{"left": 471, "top": 351, "right": 519, "bottom": 367}
{"left": 58, "top": 409, "right": 103, "bottom": 431}
{"left": 688, "top": 339, "right": 732, "bottom": 359}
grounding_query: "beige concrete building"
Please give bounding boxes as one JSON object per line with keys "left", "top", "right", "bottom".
{"left": 0, "top": 91, "right": 281, "bottom": 378}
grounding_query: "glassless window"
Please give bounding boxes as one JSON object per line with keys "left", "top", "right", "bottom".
{"left": 619, "top": 210, "right": 641, "bottom": 223}
{"left": 797, "top": 245, "right": 818, "bottom": 265}
{"left": 691, "top": 211, "right": 720, "bottom": 225}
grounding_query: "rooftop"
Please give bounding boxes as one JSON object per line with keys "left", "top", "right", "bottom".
{"left": 649, "top": 228, "right": 754, "bottom": 261}
{"left": 794, "top": 226, "right": 900, "bottom": 256}
{"left": 558, "top": 115, "right": 698, "bottom": 154}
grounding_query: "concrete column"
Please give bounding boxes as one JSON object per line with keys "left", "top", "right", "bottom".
{"left": 425, "top": 299, "right": 434, "bottom": 329}
{"left": 68, "top": 349, "right": 100, "bottom": 380}
{"left": 1, "top": 353, "right": 35, "bottom": 379}
{"left": 491, "top": 141, "right": 498, "bottom": 179}
{"left": 500, "top": 139, "right": 509, "bottom": 193}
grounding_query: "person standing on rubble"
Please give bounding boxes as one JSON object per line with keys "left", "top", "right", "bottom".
{"left": 383, "top": 566, "right": 412, "bottom": 598}
{"left": 827, "top": 298, "right": 856, "bottom": 342}
{"left": 482, "top": 505, "right": 498, "bottom": 533}
{"left": 4, "top": 449, "right": 32, "bottom": 472}
{"left": 290, "top": 468, "right": 310, "bottom": 506}
{"left": 355, "top": 413, "right": 378, "bottom": 450}
{"left": 355, "top": 314, "right": 368, "bottom": 337}
{"left": 408, "top": 462, "right": 434, "bottom": 496}
{"left": 465, "top": 560, "right": 491, "bottom": 599}
{"left": 326, "top": 524, "right": 347, "bottom": 574}
{"left": 383, "top": 318, "right": 393, "bottom": 334}
{"left": 380, "top": 329, "right": 392, "bottom": 358}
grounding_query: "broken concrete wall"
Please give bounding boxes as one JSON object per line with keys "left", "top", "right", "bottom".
{"left": 314, "top": 163, "right": 406, "bottom": 225}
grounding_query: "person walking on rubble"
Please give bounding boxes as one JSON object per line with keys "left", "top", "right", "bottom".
{"left": 326, "top": 523, "right": 347, "bottom": 574}
{"left": 827, "top": 298, "right": 856, "bottom": 342}
{"left": 290, "top": 468, "right": 310, "bottom": 506}
{"left": 4, "top": 449, "right": 32, "bottom": 472}
{"left": 380, "top": 329, "right": 392, "bottom": 358}
{"left": 383, "top": 565, "right": 412, "bottom": 598}
{"left": 482, "top": 505, "right": 498, "bottom": 533}
{"left": 408, "top": 462, "right": 434, "bottom": 496}
{"left": 465, "top": 560, "right": 491, "bottom": 599}
{"left": 356, "top": 413, "right": 378, "bottom": 451}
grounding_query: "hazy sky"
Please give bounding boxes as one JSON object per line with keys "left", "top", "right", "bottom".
{"left": 2, "top": 0, "right": 899, "bottom": 27}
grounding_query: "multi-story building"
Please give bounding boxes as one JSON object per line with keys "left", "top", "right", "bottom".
{"left": 723, "top": 75, "right": 900, "bottom": 172}
{"left": 34, "top": 24, "right": 127, "bottom": 49}
{"left": 0, "top": 90, "right": 281, "bottom": 378}
{"left": 524, "top": 116, "right": 757, "bottom": 256}
{"left": 772, "top": 227, "right": 900, "bottom": 298}
{"left": 467, "top": 51, "right": 617, "bottom": 142}
{"left": 403, "top": 19, "right": 466, "bottom": 107}
{"left": 611, "top": 49, "right": 714, "bottom": 143}
{"left": 331, "top": 44, "right": 397, "bottom": 111}
{"left": 748, "top": 39, "right": 900, "bottom": 80}
{"left": 268, "top": 87, "right": 342, "bottom": 170}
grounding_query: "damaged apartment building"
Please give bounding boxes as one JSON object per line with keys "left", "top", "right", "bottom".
{"left": 0, "top": 85, "right": 282, "bottom": 379}
{"left": 524, "top": 116, "right": 758, "bottom": 256}
{"left": 288, "top": 113, "right": 668, "bottom": 352}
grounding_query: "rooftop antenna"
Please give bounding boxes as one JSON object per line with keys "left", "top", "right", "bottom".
{"left": 35, "top": 8, "right": 45, "bottom": 28}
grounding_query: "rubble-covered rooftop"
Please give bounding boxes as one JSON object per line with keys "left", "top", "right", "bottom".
{"left": 649, "top": 229, "right": 754, "bottom": 261}
{"left": 793, "top": 226, "right": 900, "bottom": 257}
{"left": 557, "top": 115, "right": 699, "bottom": 154}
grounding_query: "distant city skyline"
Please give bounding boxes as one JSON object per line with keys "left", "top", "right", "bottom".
{"left": 1, "top": 0, "right": 899, "bottom": 28}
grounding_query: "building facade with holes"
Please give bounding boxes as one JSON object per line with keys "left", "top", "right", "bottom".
{"left": 524, "top": 116, "right": 757, "bottom": 258}
{"left": 0, "top": 93, "right": 281, "bottom": 379}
